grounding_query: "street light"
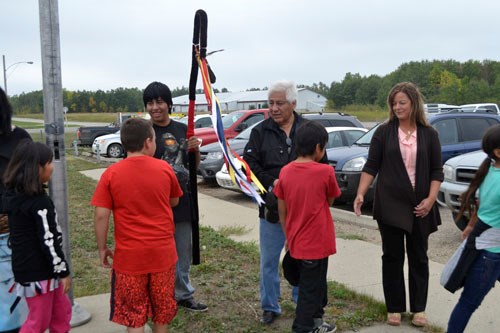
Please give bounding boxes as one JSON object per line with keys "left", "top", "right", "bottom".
{"left": 2, "top": 54, "right": 34, "bottom": 95}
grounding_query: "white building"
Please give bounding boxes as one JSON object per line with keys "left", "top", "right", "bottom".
{"left": 171, "top": 88, "right": 327, "bottom": 114}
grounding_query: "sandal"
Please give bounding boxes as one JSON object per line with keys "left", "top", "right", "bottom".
{"left": 387, "top": 312, "right": 401, "bottom": 326}
{"left": 412, "top": 312, "right": 427, "bottom": 327}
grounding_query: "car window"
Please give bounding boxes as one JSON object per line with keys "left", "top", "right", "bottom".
{"left": 355, "top": 124, "right": 379, "bottom": 145}
{"left": 197, "top": 117, "right": 213, "bottom": 128}
{"left": 234, "top": 121, "right": 262, "bottom": 140}
{"left": 433, "top": 119, "right": 458, "bottom": 145}
{"left": 332, "top": 119, "right": 357, "bottom": 127}
{"left": 458, "top": 118, "right": 494, "bottom": 142}
{"left": 242, "top": 114, "right": 264, "bottom": 127}
{"left": 222, "top": 112, "right": 245, "bottom": 129}
{"left": 327, "top": 132, "right": 343, "bottom": 148}
{"left": 345, "top": 130, "right": 365, "bottom": 145}
{"left": 313, "top": 119, "right": 332, "bottom": 127}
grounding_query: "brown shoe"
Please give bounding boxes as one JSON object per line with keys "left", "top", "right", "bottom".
{"left": 412, "top": 312, "right": 427, "bottom": 327}
{"left": 387, "top": 313, "right": 401, "bottom": 326}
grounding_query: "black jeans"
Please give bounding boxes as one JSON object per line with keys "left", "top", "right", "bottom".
{"left": 378, "top": 221, "right": 429, "bottom": 313}
{"left": 292, "top": 257, "right": 329, "bottom": 333}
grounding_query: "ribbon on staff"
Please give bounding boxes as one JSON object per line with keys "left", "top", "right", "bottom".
{"left": 190, "top": 10, "right": 265, "bottom": 205}
{"left": 193, "top": 53, "right": 265, "bottom": 204}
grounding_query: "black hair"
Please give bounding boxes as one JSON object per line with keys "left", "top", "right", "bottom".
{"left": 3, "top": 140, "right": 54, "bottom": 195}
{"left": 456, "top": 124, "right": 500, "bottom": 221}
{"left": 0, "top": 87, "right": 13, "bottom": 135}
{"left": 143, "top": 81, "right": 173, "bottom": 114}
{"left": 120, "top": 117, "right": 154, "bottom": 153}
{"left": 295, "top": 121, "right": 328, "bottom": 157}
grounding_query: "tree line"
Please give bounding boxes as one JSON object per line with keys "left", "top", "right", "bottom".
{"left": 311, "top": 59, "right": 500, "bottom": 109}
{"left": 9, "top": 59, "right": 500, "bottom": 114}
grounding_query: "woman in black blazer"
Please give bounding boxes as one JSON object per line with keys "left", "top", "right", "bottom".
{"left": 354, "top": 82, "right": 443, "bottom": 327}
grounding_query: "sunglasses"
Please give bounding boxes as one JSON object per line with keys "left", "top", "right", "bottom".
{"left": 286, "top": 137, "right": 292, "bottom": 154}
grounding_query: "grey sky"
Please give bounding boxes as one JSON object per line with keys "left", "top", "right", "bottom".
{"left": 1, "top": 0, "right": 499, "bottom": 96}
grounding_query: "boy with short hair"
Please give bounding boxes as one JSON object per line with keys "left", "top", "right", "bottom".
{"left": 274, "top": 121, "right": 341, "bottom": 333}
{"left": 92, "top": 117, "right": 183, "bottom": 333}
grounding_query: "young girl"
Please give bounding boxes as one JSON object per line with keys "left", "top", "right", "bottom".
{"left": 3, "top": 141, "right": 71, "bottom": 332}
{"left": 447, "top": 124, "right": 500, "bottom": 333}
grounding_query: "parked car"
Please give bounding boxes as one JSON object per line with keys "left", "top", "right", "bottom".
{"left": 302, "top": 112, "right": 365, "bottom": 128}
{"left": 92, "top": 131, "right": 124, "bottom": 158}
{"left": 199, "top": 122, "right": 260, "bottom": 181}
{"left": 460, "top": 103, "right": 499, "bottom": 114}
{"left": 326, "top": 111, "right": 500, "bottom": 204}
{"left": 200, "top": 113, "right": 365, "bottom": 182}
{"left": 77, "top": 124, "right": 120, "bottom": 146}
{"left": 215, "top": 127, "right": 368, "bottom": 191}
{"left": 195, "top": 109, "right": 270, "bottom": 147}
{"left": 437, "top": 150, "right": 486, "bottom": 230}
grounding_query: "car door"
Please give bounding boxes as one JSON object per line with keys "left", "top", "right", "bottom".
{"left": 431, "top": 118, "right": 464, "bottom": 163}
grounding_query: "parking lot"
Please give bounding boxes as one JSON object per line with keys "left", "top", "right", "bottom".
{"left": 197, "top": 179, "right": 463, "bottom": 265}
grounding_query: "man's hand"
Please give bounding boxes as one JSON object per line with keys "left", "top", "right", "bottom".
{"left": 187, "top": 136, "right": 202, "bottom": 151}
{"left": 99, "top": 247, "right": 114, "bottom": 269}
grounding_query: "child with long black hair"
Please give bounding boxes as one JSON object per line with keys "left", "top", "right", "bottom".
{"left": 2, "top": 141, "right": 71, "bottom": 332}
{"left": 447, "top": 124, "right": 500, "bottom": 333}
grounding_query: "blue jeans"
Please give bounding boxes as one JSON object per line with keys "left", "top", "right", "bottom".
{"left": 259, "top": 218, "right": 299, "bottom": 313}
{"left": 174, "top": 221, "right": 195, "bottom": 301}
{"left": 0, "top": 233, "right": 27, "bottom": 331}
{"left": 448, "top": 250, "right": 500, "bottom": 333}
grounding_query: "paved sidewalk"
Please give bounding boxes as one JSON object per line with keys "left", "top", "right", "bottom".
{"left": 72, "top": 168, "right": 499, "bottom": 332}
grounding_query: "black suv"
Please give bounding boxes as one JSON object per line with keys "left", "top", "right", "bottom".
{"left": 326, "top": 110, "right": 500, "bottom": 204}
{"left": 198, "top": 112, "right": 364, "bottom": 181}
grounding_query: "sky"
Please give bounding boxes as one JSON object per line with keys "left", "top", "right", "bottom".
{"left": 1, "top": 0, "right": 499, "bottom": 96}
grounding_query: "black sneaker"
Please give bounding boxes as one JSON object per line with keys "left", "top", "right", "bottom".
{"left": 260, "top": 311, "right": 280, "bottom": 324}
{"left": 312, "top": 322, "right": 336, "bottom": 333}
{"left": 177, "top": 298, "right": 208, "bottom": 312}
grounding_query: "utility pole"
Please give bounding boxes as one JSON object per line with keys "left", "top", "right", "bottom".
{"left": 38, "top": 0, "right": 90, "bottom": 327}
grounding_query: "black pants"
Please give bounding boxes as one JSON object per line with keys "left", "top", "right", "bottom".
{"left": 377, "top": 221, "right": 429, "bottom": 313}
{"left": 292, "top": 257, "right": 329, "bottom": 333}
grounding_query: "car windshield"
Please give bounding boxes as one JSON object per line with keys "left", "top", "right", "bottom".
{"left": 221, "top": 111, "right": 245, "bottom": 129}
{"left": 353, "top": 124, "right": 379, "bottom": 146}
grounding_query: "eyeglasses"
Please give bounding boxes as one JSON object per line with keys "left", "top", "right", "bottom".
{"left": 286, "top": 137, "right": 292, "bottom": 154}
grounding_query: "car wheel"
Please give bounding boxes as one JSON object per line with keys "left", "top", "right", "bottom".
{"left": 452, "top": 211, "right": 468, "bottom": 231}
{"left": 107, "top": 143, "right": 123, "bottom": 158}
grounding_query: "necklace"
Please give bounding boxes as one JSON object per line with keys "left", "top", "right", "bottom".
{"left": 402, "top": 128, "right": 415, "bottom": 141}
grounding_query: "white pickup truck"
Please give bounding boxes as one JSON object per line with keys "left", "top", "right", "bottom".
{"left": 437, "top": 150, "right": 487, "bottom": 230}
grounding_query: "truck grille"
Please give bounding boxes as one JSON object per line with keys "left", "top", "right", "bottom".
{"left": 456, "top": 168, "right": 477, "bottom": 183}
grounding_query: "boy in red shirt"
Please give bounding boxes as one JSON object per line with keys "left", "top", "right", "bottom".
{"left": 92, "top": 118, "right": 183, "bottom": 333}
{"left": 274, "top": 121, "right": 341, "bottom": 333}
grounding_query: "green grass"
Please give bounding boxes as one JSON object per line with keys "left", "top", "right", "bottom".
{"left": 14, "top": 112, "right": 133, "bottom": 123}
{"left": 327, "top": 104, "right": 388, "bottom": 122}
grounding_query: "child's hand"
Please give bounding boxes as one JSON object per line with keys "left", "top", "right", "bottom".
{"left": 60, "top": 276, "right": 71, "bottom": 294}
{"left": 462, "top": 225, "right": 474, "bottom": 240}
{"left": 99, "top": 247, "right": 114, "bottom": 268}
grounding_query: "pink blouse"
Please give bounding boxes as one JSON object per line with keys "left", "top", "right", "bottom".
{"left": 398, "top": 127, "right": 417, "bottom": 187}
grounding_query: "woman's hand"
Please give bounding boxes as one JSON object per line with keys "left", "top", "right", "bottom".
{"left": 353, "top": 194, "right": 364, "bottom": 216}
{"left": 414, "top": 197, "right": 435, "bottom": 218}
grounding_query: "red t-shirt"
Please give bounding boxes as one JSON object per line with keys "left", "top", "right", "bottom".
{"left": 91, "top": 155, "right": 183, "bottom": 274}
{"left": 274, "top": 161, "right": 341, "bottom": 259}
